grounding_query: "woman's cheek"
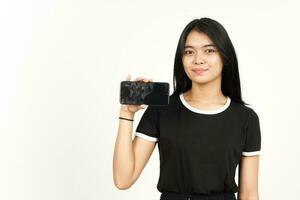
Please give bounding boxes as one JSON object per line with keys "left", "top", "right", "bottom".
{"left": 182, "top": 57, "right": 193, "bottom": 69}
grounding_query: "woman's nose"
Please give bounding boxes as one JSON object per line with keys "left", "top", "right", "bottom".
{"left": 194, "top": 52, "right": 205, "bottom": 64}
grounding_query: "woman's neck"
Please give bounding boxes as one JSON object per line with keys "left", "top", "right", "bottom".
{"left": 184, "top": 79, "right": 227, "bottom": 104}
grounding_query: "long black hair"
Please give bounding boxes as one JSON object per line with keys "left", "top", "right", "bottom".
{"left": 171, "top": 17, "right": 249, "bottom": 106}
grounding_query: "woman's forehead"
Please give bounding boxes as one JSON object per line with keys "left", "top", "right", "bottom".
{"left": 185, "top": 31, "right": 215, "bottom": 49}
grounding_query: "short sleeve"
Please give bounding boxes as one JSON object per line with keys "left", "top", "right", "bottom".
{"left": 242, "top": 109, "right": 261, "bottom": 156}
{"left": 134, "top": 105, "right": 160, "bottom": 143}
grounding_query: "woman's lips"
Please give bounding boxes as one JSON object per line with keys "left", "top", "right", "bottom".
{"left": 192, "top": 68, "right": 208, "bottom": 75}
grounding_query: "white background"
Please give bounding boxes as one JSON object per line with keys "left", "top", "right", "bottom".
{"left": 1, "top": 0, "right": 300, "bottom": 200}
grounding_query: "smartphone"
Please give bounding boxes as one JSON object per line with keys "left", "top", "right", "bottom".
{"left": 120, "top": 81, "right": 169, "bottom": 106}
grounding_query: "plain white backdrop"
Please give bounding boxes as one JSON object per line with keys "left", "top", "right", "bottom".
{"left": 1, "top": 0, "right": 300, "bottom": 199}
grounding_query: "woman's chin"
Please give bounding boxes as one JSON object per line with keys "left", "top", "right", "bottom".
{"left": 190, "top": 76, "right": 210, "bottom": 83}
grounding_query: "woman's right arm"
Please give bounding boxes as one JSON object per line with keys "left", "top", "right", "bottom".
{"left": 113, "top": 75, "right": 156, "bottom": 190}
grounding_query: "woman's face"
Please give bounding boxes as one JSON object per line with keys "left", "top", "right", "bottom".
{"left": 182, "top": 30, "right": 223, "bottom": 84}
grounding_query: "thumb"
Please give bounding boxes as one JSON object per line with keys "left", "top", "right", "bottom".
{"left": 140, "top": 104, "right": 147, "bottom": 109}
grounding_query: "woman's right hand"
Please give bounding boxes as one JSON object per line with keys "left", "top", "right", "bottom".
{"left": 120, "top": 74, "right": 153, "bottom": 114}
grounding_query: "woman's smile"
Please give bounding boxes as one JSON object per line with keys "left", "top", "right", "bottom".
{"left": 192, "top": 68, "right": 209, "bottom": 75}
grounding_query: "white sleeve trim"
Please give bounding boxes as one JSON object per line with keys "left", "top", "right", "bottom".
{"left": 134, "top": 132, "right": 158, "bottom": 142}
{"left": 242, "top": 150, "right": 260, "bottom": 156}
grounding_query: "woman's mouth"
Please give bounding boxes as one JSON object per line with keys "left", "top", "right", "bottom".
{"left": 192, "top": 68, "right": 208, "bottom": 75}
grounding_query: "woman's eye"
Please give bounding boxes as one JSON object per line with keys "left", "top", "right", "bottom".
{"left": 205, "top": 49, "right": 216, "bottom": 53}
{"left": 184, "top": 50, "right": 193, "bottom": 55}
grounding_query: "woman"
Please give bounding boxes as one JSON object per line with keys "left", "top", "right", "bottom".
{"left": 113, "top": 17, "right": 261, "bottom": 200}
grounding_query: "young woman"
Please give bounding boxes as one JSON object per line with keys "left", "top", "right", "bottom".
{"left": 113, "top": 17, "right": 261, "bottom": 200}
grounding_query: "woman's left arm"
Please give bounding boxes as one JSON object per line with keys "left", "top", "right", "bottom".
{"left": 237, "top": 155, "right": 260, "bottom": 200}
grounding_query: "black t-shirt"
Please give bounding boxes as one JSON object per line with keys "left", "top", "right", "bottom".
{"left": 135, "top": 92, "right": 261, "bottom": 195}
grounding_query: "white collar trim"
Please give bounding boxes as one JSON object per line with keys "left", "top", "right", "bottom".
{"left": 179, "top": 93, "right": 231, "bottom": 115}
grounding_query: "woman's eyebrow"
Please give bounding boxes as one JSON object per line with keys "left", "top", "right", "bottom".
{"left": 184, "top": 44, "right": 217, "bottom": 49}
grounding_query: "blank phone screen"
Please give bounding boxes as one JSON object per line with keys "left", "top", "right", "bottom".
{"left": 119, "top": 81, "right": 169, "bottom": 106}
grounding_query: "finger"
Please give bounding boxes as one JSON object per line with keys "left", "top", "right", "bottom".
{"left": 140, "top": 104, "right": 147, "bottom": 109}
{"left": 145, "top": 78, "right": 153, "bottom": 83}
{"left": 126, "top": 74, "right": 131, "bottom": 81}
{"left": 139, "top": 106, "right": 145, "bottom": 109}
{"left": 134, "top": 76, "right": 144, "bottom": 81}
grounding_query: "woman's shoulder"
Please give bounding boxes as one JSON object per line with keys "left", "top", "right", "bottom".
{"left": 229, "top": 98, "right": 259, "bottom": 118}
